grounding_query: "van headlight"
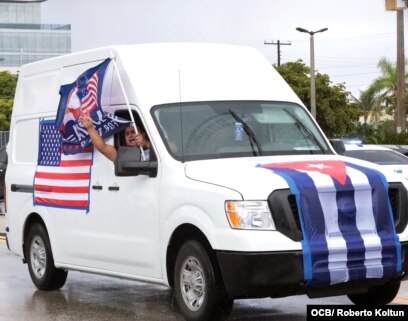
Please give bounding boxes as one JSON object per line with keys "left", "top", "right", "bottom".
{"left": 225, "top": 201, "right": 275, "bottom": 230}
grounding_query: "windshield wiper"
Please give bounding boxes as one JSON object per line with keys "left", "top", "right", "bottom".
{"left": 283, "top": 109, "right": 326, "bottom": 154}
{"left": 228, "top": 109, "right": 263, "bottom": 156}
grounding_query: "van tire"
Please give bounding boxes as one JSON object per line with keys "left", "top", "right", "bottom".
{"left": 174, "top": 240, "right": 232, "bottom": 321}
{"left": 347, "top": 280, "right": 400, "bottom": 305}
{"left": 26, "top": 223, "right": 68, "bottom": 291}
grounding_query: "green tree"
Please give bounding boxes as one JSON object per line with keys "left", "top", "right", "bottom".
{"left": 370, "top": 57, "right": 408, "bottom": 119}
{"left": 350, "top": 87, "right": 383, "bottom": 124}
{"left": 363, "top": 120, "right": 408, "bottom": 144}
{"left": 0, "top": 99, "right": 13, "bottom": 131}
{"left": 275, "top": 60, "right": 359, "bottom": 137}
{"left": 274, "top": 60, "right": 310, "bottom": 104}
{"left": 0, "top": 71, "right": 18, "bottom": 130}
{"left": 371, "top": 57, "right": 398, "bottom": 96}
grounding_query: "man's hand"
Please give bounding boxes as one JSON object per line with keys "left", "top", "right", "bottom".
{"left": 135, "top": 133, "right": 146, "bottom": 148}
{"left": 79, "top": 111, "right": 93, "bottom": 130}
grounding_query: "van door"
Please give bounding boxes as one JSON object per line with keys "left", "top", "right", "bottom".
{"left": 57, "top": 113, "right": 161, "bottom": 279}
{"left": 91, "top": 148, "right": 161, "bottom": 278}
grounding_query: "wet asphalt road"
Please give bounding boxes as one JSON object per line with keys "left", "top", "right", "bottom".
{"left": 0, "top": 237, "right": 407, "bottom": 321}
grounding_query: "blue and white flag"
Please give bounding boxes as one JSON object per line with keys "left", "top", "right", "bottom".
{"left": 260, "top": 160, "right": 401, "bottom": 287}
{"left": 55, "top": 58, "right": 131, "bottom": 155}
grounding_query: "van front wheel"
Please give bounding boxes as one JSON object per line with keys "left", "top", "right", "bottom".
{"left": 26, "top": 223, "right": 68, "bottom": 291}
{"left": 174, "top": 240, "right": 232, "bottom": 321}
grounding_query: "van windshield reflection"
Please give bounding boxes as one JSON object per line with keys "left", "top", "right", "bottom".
{"left": 152, "top": 101, "right": 331, "bottom": 161}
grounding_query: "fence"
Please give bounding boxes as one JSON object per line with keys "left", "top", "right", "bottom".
{"left": 0, "top": 131, "right": 9, "bottom": 148}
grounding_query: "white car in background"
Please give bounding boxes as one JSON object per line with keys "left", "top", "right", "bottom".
{"left": 381, "top": 145, "right": 408, "bottom": 157}
{"left": 344, "top": 143, "right": 408, "bottom": 181}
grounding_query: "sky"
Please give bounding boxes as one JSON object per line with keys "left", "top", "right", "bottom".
{"left": 41, "top": 0, "right": 408, "bottom": 97}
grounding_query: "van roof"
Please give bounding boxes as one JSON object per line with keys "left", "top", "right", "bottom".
{"left": 15, "top": 43, "right": 303, "bottom": 115}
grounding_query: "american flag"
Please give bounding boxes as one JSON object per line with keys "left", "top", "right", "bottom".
{"left": 78, "top": 71, "right": 98, "bottom": 114}
{"left": 34, "top": 119, "right": 93, "bottom": 210}
{"left": 260, "top": 160, "right": 401, "bottom": 287}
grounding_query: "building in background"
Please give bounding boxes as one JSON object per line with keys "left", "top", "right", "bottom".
{"left": 0, "top": 0, "right": 71, "bottom": 71}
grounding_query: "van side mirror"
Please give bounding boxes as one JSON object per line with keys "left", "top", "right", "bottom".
{"left": 115, "top": 146, "right": 158, "bottom": 177}
{"left": 329, "top": 139, "right": 346, "bottom": 155}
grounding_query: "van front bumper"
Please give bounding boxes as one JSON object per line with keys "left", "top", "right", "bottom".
{"left": 216, "top": 241, "right": 408, "bottom": 299}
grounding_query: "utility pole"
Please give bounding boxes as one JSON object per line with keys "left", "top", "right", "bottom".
{"left": 396, "top": 7, "right": 406, "bottom": 132}
{"left": 296, "top": 27, "right": 328, "bottom": 119}
{"left": 385, "top": 0, "right": 407, "bottom": 132}
{"left": 264, "top": 40, "right": 291, "bottom": 66}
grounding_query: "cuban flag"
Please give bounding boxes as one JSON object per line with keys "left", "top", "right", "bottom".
{"left": 34, "top": 119, "right": 93, "bottom": 211}
{"left": 56, "top": 58, "right": 131, "bottom": 155}
{"left": 259, "top": 160, "right": 401, "bottom": 287}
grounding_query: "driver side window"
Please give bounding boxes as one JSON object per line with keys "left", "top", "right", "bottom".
{"left": 114, "top": 109, "right": 155, "bottom": 162}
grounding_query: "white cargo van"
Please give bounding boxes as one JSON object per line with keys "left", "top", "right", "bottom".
{"left": 5, "top": 43, "right": 408, "bottom": 321}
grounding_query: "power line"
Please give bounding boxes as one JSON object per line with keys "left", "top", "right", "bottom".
{"left": 319, "top": 64, "right": 378, "bottom": 70}
{"left": 326, "top": 71, "right": 380, "bottom": 77}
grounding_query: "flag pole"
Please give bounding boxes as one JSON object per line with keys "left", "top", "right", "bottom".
{"left": 111, "top": 58, "right": 146, "bottom": 161}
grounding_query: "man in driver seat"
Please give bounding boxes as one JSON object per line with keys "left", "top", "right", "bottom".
{"left": 79, "top": 111, "right": 150, "bottom": 162}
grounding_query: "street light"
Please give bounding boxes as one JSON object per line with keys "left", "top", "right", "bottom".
{"left": 296, "top": 27, "right": 328, "bottom": 119}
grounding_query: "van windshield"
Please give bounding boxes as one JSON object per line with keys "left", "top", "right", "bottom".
{"left": 152, "top": 101, "right": 331, "bottom": 161}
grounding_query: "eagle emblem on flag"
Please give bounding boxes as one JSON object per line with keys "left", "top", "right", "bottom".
{"left": 55, "top": 58, "right": 131, "bottom": 155}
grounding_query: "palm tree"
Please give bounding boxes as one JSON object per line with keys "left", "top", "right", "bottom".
{"left": 370, "top": 57, "right": 398, "bottom": 97}
{"left": 369, "top": 57, "right": 408, "bottom": 128}
{"left": 351, "top": 87, "right": 382, "bottom": 123}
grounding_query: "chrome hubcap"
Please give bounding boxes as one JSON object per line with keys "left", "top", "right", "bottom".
{"left": 30, "top": 236, "right": 46, "bottom": 279}
{"left": 180, "top": 256, "right": 205, "bottom": 311}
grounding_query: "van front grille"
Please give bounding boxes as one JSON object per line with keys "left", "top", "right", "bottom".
{"left": 268, "top": 183, "right": 408, "bottom": 242}
{"left": 268, "top": 190, "right": 302, "bottom": 242}
{"left": 388, "top": 183, "right": 408, "bottom": 234}
{"left": 287, "top": 194, "right": 301, "bottom": 232}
